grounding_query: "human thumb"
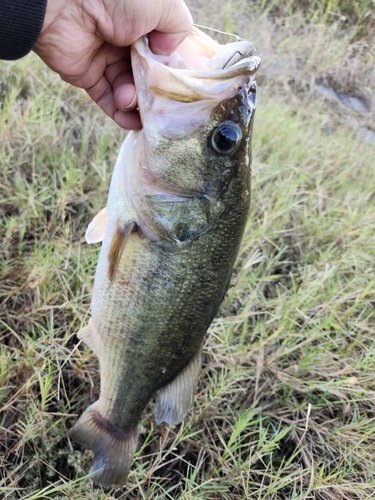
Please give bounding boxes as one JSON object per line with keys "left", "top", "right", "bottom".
{"left": 148, "top": 0, "right": 193, "bottom": 55}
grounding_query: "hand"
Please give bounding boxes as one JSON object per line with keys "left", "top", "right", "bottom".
{"left": 33, "top": 0, "right": 192, "bottom": 129}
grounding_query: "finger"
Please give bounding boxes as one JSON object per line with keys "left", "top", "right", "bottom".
{"left": 83, "top": 44, "right": 141, "bottom": 130}
{"left": 148, "top": 0, "right": 193, "bottom": 55}
{"left": 149, "top": 31, "right": 189, "bottom": 56}
{"left": 86, "top": 76, "right": 141, "bottom": 130}
{"left": 114, "top": 84, "right": 137, "bottom": 111}
{"left": 105, "top": 59, "right": 137, "bottom": 111}
{"left": 114, "top": 110, "right": 142, "bottom": 130}
{"left": 86, "top": 74, "right": 117, "bottom": 119}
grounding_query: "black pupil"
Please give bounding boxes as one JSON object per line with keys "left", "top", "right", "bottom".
{"left": 216, "top": 126, "right": 238, "bottom": 151}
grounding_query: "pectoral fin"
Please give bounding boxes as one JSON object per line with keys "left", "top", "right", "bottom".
{"left": 108, "top": 221, "right": 135, "bottom": 282}
{"left": 86, "top": 207, "right": 107, "bottom": 244}
{"left": 154, "top": 345, "right": 203, "bottom": 426}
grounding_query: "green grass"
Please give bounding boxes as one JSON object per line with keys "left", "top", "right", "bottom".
{"left": 254, "top": 0, "right": 375, "bottom": 39}
{"left": 1, "top": 1, "right": 375, "bottom": 498}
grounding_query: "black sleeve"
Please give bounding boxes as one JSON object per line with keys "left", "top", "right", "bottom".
{"left": 0, "top": 0, "right": 48, "bottom": 60}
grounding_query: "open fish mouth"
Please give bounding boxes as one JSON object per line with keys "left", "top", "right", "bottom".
{"left": 131, "top": 26, "right": 260, "bottom": 137}
{"left": 133, "top": 26, "right": 260, "bottom": 98}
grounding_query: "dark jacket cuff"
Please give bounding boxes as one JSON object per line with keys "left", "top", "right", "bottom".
{"left": 0, "top": 0, "right": 48, "bottom": 60}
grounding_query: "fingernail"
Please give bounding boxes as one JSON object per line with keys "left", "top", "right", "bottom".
{"left": 124, "top": 94, "right": 137, "bottom": 110}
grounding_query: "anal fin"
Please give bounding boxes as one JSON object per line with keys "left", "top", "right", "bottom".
{"left": 154, "top": 345, "right": 203, "bottom": 426}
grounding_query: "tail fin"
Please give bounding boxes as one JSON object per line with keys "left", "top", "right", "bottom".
{"left": 69, "top": 402, "right": 138, "bottom": 488}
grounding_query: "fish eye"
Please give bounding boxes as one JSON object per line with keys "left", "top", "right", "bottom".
{"left": 211, "top": 122, "right": 242, "bottom": 155}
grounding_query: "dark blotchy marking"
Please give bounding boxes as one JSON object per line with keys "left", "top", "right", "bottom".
{"left": 93, "top": 410, "right": 136, "bottom": 442}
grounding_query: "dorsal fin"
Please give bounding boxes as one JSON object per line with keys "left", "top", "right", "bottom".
{"left": 77, "top": 318, "right": 98, "bottom": 355}
{"left": 86, "top": 207, "right": 107, "bottom": 244}
{"left": 108, "top": 221, "right": 135, "bottom": 282}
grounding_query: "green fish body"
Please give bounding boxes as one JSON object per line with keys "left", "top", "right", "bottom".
{"left": 70, "top": 27, "right": 260, "bottom": 487}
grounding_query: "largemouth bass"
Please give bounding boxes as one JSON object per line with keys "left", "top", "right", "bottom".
{"left": 70, "top": 27, "right": 260, "bottom": 487}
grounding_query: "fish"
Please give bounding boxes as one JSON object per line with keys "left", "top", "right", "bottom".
{"left": 69, "top": 26, "right": 260, "bottom": 488}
